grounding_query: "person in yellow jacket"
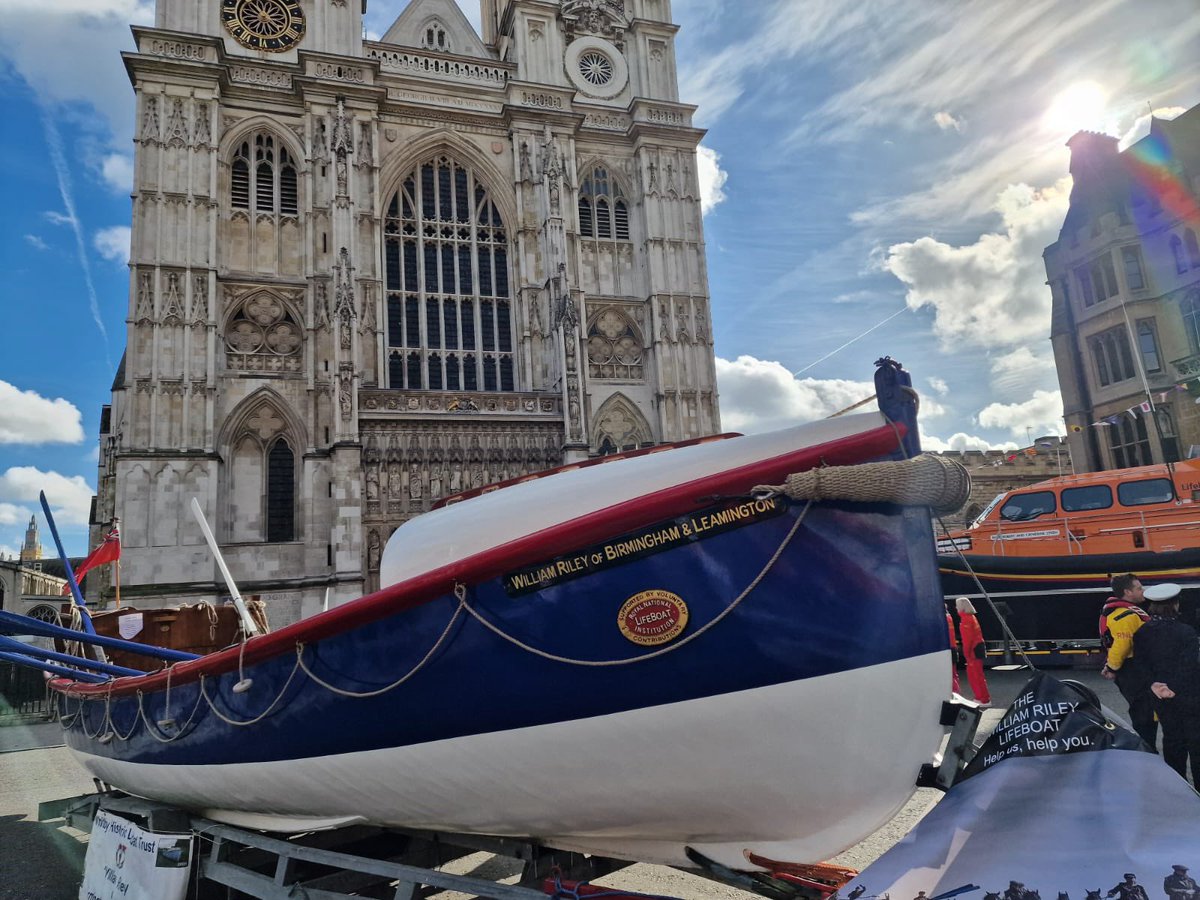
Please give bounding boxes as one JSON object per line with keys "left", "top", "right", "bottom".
{"left": 1099, "top": 573, "right": 1157, "bottom": 749}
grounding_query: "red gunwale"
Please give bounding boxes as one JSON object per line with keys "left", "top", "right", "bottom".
{"left": 55, "top": 422, "right": 904, "bottom": 698}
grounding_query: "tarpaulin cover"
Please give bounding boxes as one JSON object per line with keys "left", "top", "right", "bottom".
{"left": 841, "top": 672, "right": 1200, "bottom": 898}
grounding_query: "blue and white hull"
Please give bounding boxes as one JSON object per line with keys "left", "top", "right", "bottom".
{"left": 54, "top": 364, "right": 955, "bottom": 869}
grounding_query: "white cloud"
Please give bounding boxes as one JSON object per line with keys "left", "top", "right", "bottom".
{"left": 920, "top": 430, "right": 1016, "bottom": 453}
{"left": 696, "top": 145, "right": 728, "bottom": 214}
{"left": 715, "top": 355, "right": 945, "bottom": 435}
{"left": 24, "top": 234, "right": 48, "bottom": 250}
{"left": 100, "top": 153, "right": 135, "bottom": 192}
{"left": 0, "top": 2, "right": 152, "bottom": 141}
{"left": 0, "top": 467, "right": 94, "bottom": 528}
{"left": 93, "top": 225, "right": 130, "bottom": 265}
{"left": 0, "top": 503, "right": 32, "bottom": 528}
{"left": 0, "top": 381, "right": 85, "bottom": 444}
{"left": 927, "top": 377, "right": 949, "bottom": 396}
{"left": 934, "top": 111, "right": 963, "bottom": 132}
{"left": 990, "top": 345, "right": 1058, "bottom": 397}
{"left": 1118, "top": 106, "right": 1188, "bottom": 150}
{"left": 883, "top": 178, "right": 1071, "bottom": 351}
{"left": 44, "top": 210, "right": 74, "bottom": 226}
{"left": 977, "top": 389, "right": 1065, "bottom": 439}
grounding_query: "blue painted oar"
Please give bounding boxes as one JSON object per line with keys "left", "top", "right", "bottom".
{"left": 0, "top": 649, "right": 108, "bottom": 684}
{"left": 0, "top": 635, "right": 144, "bottom": 679}
{"left": 38, "top": 491, "right": 95, "bottom": 636}
{"left": 0, "top": 610, "right": 199, "bottom": 662}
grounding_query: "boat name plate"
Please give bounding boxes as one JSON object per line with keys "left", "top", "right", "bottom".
{"left": 501, "top": 496, "right": 788, "bottom": 596}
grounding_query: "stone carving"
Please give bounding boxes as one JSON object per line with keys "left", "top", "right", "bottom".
{"left": 165, "top": 99, "right": 189, "bottom": 148}
{"left": 136, "top": 272, "right": 154, "bottom": 322}
{"left": 365, "top": 466, "right": 379, "bottom": 501}
{"left": 646, "top": 161, "right": 657, "bottom": 192}
{"left": 357, "top": 122, "right": 373, "bottom": 167}
{"left": 162, "top": 272, "right": 184, "bottom": 321}
{"left": 313, "top": 120, "right": 328, "bottom": 163}
{"left": 388, "top": 461, "right": 403, "bottom": 497}
{"left": 314, "top": 282, "right": 330, "bottom": 331}
{"left": 675, "top": 299, "right": 691, "bottom": 343}
{"left": 408, "top": 463, "right": 422, "bottom": 499}
{"left": 367, "top": 528, "right": 380, "bottom": 573}
{"left": 331, "top": 98, "right": 354, "bottom": 205}
{"left": 360, "top": 284, "right": 376, "bottom": 336}
{"left": 190, "top": 274, "right": 208, "bottom": 323}
{"left": 561, "top": 0, "right": 628, "bottom": 47}
{"left": 247, "top": 405, "right": 284, "bottom": 439}
{"left": 230, "top": 66, "right": 292, "bottom": 90}
{"left": 334, "top": 248, "right": 356, "bottom": 349}
{"left": 194, "top": 102, "right": 211, "bottom": 146}
{"left": 339, "top": 365, "right": 353, "bottom": 421}
{"left": 142, "top": 97, "right": 160, "bottom": 143}
{"left": 517, "top": 141, "right": 531, "bottom": 182}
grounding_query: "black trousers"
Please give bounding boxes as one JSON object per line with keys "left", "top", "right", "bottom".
{"left": 1115, "top": 665, "right": 1159, "bottom": 750}
{"left": 1157, "top": 701, "right": 1200, "bottom": 785}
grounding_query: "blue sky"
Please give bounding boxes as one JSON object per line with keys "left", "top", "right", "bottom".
{"left": 1, "top": 0, "right": 1198, "bottom": 558}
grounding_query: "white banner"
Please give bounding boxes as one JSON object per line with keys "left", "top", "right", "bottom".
{"left": 79, "top": 809, "right": 191, "bottom": 900}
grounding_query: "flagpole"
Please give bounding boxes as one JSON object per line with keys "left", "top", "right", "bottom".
{"left": 115, "top": 557, "right": 121, "bottom": 609}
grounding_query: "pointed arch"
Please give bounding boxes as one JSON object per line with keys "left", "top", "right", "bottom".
{"left": 381, "top": 137, "right": 517, "bottom": 393}
{"left": 578, "top": 159, "right": 633, "bottom": 241}
{"left": 592, "top": 392, "right": 654, "bottom": 455}
{"left": 586, "top": 306, "right": 644, "bottom": 380}
{"left": 218, "top": 388, "right": 307, "bottom": 543}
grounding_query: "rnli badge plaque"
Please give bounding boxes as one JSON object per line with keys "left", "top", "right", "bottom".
{"left": 618, "top": 589, "right": 689, "bottom": 645}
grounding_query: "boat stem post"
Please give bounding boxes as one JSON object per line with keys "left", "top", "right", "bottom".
{"left": 189, "top": 497, "right": 261, "bottom": 638}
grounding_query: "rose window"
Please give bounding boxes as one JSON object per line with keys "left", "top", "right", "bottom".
{"left": 578, "top": 51, "right": 614, "bottom": 86}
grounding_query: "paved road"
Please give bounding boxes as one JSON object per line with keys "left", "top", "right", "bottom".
{"left": 0, "top": 665, "right": 1126, "bottom": 900}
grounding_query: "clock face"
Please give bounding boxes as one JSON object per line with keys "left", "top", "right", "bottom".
{"left": 221, "top": 0, "right": 306, "bottom": 53}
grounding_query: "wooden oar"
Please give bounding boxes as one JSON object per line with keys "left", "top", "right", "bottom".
{"left": 190, "top": 497, "right": 260, "bottom": 638}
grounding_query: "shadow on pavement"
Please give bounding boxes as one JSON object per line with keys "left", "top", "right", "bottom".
{"left": 0, "top": 813, "right": 86, "bottom": 900}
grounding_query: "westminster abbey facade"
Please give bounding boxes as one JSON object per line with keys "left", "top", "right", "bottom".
{"left": 93, "top": 0, "right": 720, "bottom": 620}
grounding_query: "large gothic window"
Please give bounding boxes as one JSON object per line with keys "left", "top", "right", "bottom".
{"left": 578, "top": 166, "right": 629, "bottom": 240}
{"left": 383, "top": 156, "right": 514, "bottom": 391}
{"left": 266, "top": 438, "right": 295, "bottom": 542}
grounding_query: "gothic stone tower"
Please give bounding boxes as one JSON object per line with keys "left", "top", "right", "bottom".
{"left": 96, "top": 0, "right": 719, "bottom": 623}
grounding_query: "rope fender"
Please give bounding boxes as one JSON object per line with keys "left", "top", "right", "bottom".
{"left": 754, "top": 453, "right": 971, "bottom": 514}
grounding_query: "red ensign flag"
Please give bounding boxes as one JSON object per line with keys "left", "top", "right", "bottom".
{"left": 63, "top": 523, "right": 121, "bottom": 594}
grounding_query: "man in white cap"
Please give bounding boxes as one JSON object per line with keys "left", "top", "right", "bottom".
{"left": 1133, "top": 583, "right": 1200, "bottom": 784}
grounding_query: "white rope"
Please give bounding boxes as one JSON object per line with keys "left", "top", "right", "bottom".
{"left": 198, "top": 653, "right": 303, "bottom": 727}
{"left": 455, "top": 501, "right": 812, "bottom": 667}
{"left": 297, "top": 600, "right": 465, "bottom": 698}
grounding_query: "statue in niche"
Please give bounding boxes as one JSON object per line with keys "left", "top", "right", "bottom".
{"left": 340, "top": 312, "right": 353, "bottom": 350}
{"left": 367, "top": 529, "right": 381, "bottom": 572}
{"left": 409, "top": 463, "right": 422, "bottom": 500}
{"left": 336, "top": 156, "right": 348, "bottom": 198}
{"left": 471, "top": 466, "right": 484, "bottom": 488}
{"left": 647, "top": 161, "right": 658, "bottom": 192}
{"left": 365, "top": 466, "right": 379, "bottom": 501}
{"left": 549, "top": 180, "right": 560, "bottom": 215}
{"left": 313, "top": 121, "right": 328, "bottom": 161}
{"left": 389, "top": 461, "right": 403, "bottom": 497}
{"left": 429, "top": 470, "right": 442, "bottom": 499}
{"left": 519, "top": 142, "right": 532, "bottom": 182}
{"left": 358, "top": 122, "right": 372, "bottom": 163}
{"left": 315, "top": 283, "right": 330, "bottom": 330}
{"left": 339, "top": 385, "right": 352, "bottom": 420}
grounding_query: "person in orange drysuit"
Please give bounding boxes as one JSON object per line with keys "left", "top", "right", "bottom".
{"left": 946, "top": 609, "right": 961, "bottom": 693}
{"left": 955, "top": 597, "right": 991, "bottom": 705}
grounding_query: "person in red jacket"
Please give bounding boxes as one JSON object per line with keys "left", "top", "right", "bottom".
{"left": 946, "top": 609, "right": 961, "bottom": 694}
{"left": 955, "top": 597, "right": 991, "bottom": 705}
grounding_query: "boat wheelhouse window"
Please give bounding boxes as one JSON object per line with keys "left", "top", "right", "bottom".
{"left": 1060, "top": 484, "right": 1113, "bottom": 512}
{"left": 999, "top": 490, "right": 1057, "bottom": 522}
{"left": 1117, "top": 478, "right": 1175, "bottom": 507}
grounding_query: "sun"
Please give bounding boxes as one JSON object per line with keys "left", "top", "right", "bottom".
{"left": 1042, "top": 81, "right": 1109, "bottom": 137}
